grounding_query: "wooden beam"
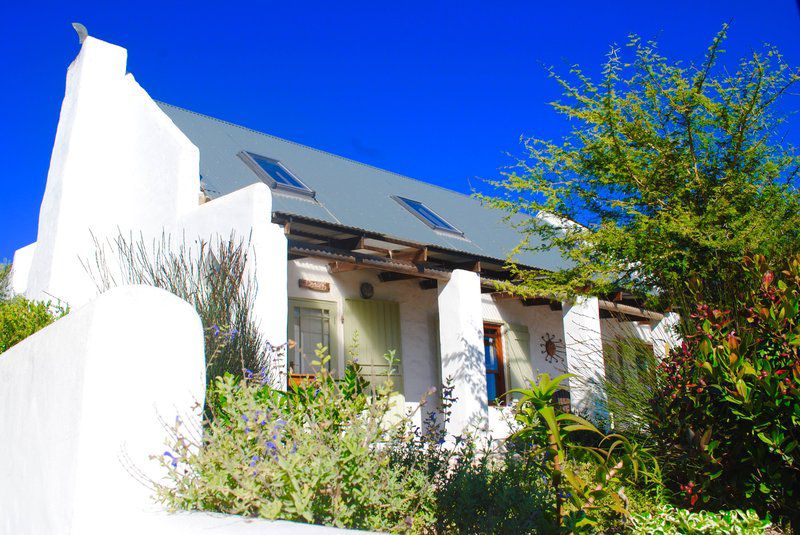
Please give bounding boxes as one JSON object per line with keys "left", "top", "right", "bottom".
{"left": 361, "top": 244, "right": 393, "bottom": 257}
{"left": 289, "top": 241, "right": 505, "bottom": 288}
{"left": 328, "top": 261, "right": 364, "bottom": 273}
{"left": 391, "top": 246, "right": 428, "bottom": 263}
{"left": 597, "top": 299, "right": 664, "bottom": 322}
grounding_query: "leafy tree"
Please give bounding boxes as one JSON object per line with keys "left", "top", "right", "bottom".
{"left": 482, "top": 25, "right": 800, "bottom": 308}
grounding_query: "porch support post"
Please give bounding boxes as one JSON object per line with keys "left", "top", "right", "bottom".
{"left": 437, "top": 269, "right": 488, "bottom": 440}
{"left": 561, "top": 296, "right": 607, "bottom": 419}
{"left": 652, "top": 312, "right": 682, "bottom": 360}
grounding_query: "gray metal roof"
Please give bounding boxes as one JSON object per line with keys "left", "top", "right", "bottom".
{"left": 157, "top": 102, "right": 568, "bottom": 271}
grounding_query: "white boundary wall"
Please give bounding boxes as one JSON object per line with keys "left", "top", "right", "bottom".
{"left": 0, "top": 286, "right": 369, "bottom": 534}
{"left": 0, "top": 286, "right": 204, "bottom": 533}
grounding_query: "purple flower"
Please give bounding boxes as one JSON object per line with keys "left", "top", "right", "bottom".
{"left": 249, "top": 455, "right": 260, "bottom": 467}
{"left": 163, "top": 451, "right": 178, "bottom": 468}
{"left": 228, "top": 328, "right": 239, "bottom": 341}
{"left": 211, "top": 324, "right": 221, "bottom": 338}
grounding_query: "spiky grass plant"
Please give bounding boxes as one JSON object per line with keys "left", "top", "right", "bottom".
{"left": 83, "top": 231, "right": 278, "bottom": 385}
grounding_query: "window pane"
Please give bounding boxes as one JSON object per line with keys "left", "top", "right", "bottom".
{"left": 486, "top": 373, "right": 497, "bottom": 402}
{"left": 292, "top": 306, "right": 331, "bottom": 374}
{"left": 250, "top": 154, "right": 308, "bottom": 190}
{"left": 484, "top": 336, "right": 498, "bottom": 371}
{"left": 396, "top": 196, "right": 460, "bottom": 233}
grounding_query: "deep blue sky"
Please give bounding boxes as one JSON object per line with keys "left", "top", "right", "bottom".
{"left": 2, "top": 1, "right": 799, "bottom": 260}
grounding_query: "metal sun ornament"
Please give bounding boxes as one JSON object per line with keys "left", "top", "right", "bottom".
{"left": 540, "top": 333, "right": 565, "bottom": 365}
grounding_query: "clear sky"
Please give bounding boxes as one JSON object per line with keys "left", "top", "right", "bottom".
{"left": 2, "top": 1, "right": 799, "bottom": 260}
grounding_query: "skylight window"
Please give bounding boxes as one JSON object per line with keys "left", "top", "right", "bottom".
{"left": 393, "top": 196, "right": 462, "bottom": 235}
{"left": 238, "top": 151, "right": 315, "bottom": 198}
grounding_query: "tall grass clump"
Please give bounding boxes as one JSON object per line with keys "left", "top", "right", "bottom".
{"left": 83, "top": 231, "right": 276, "bottom": 384}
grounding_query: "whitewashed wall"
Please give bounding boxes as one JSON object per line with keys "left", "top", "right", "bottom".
{"left": 0, "top": 286, "right": 204, "bottom": 534}
{"left": 0, "top": 285, "right": 373, "bottom": 535}
{"left": 12, "top": 36, "right": 288, "bottom": 377}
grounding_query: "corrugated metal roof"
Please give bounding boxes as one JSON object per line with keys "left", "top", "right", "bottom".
{"left": 157, "top": 102, "right": 568, "bottom": 271}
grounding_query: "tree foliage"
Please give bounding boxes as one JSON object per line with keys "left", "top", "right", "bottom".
{"left": 482, "top": 26, "right": 800, "bottom": 307}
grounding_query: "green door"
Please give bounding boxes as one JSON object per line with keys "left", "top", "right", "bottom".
{"left": 343, "top": 299, "right": 403, "bottom": 396}
{"left": 505, "top": 323, "right": 533, "bottom": 400}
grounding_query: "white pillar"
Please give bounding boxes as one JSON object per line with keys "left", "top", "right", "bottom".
{"left": 652, "top": 312, "right": 682, "bottom": 360}
{"left": 177, "top": 183, "right": 288, "bottom": 386}
{"left": 10, "top": 243, "right": 36, "bottom": 296}
{"left": 437, "top": 269, "right": 488, "bottom": 439}
{"left": 561, "top": 296, "right": 606, "bottom": 418}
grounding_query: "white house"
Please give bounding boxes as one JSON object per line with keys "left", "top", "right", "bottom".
{"left": 11, "top": 33, "right": 679, "bottom": 440}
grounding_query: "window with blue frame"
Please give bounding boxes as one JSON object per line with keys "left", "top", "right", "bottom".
{"left": 392, "top": 196, "right": 462, "bottom": 235}
{"left": 483, "top": 323, "right": 506, "bottom": 405}
{"left": 239, "top": 151, "right": 315, "bottom": 197}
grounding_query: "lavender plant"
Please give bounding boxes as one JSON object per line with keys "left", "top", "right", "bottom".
{"left": 154, "top": 345, "right": 436, "bottom": 532}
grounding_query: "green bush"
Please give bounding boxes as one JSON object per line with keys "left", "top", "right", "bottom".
{"left": 0, "top": 296, "right": 62, "bottom": 354}
{"left": 154, "top": 348, "right": 435, "bottom": 532}
{"left": 389, "top": 385, "right": 552, "bottom": 534}
{"left": 630, "top": 505, "right": 771, "bottom": 534}
{"left": 651, "top": 255, "right": 800, "bottom": 529}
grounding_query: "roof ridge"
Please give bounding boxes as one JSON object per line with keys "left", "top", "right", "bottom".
{"left": 156, "top": 101, "right": 481, "bottom": 203}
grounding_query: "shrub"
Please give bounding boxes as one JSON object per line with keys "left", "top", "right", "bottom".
{"left": 509, "top": 373, "right": 661, "bottom": 532}
{"left": 0, "top": 263, "right": 10, "bottom": 300}
{"left": 153, "top": 348, "right": 435, "bottom": 532}
{"left": 388, "top": 385, "right": 552, "bottom": 534}
{"left": 651, "top": 254, "right": 800, "bottom": 529}
{"left": 0, "top": 296, "right": 61, "bottom": 353}
{"left": 630, "top": 505, "right": 771, "bottom": 534}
